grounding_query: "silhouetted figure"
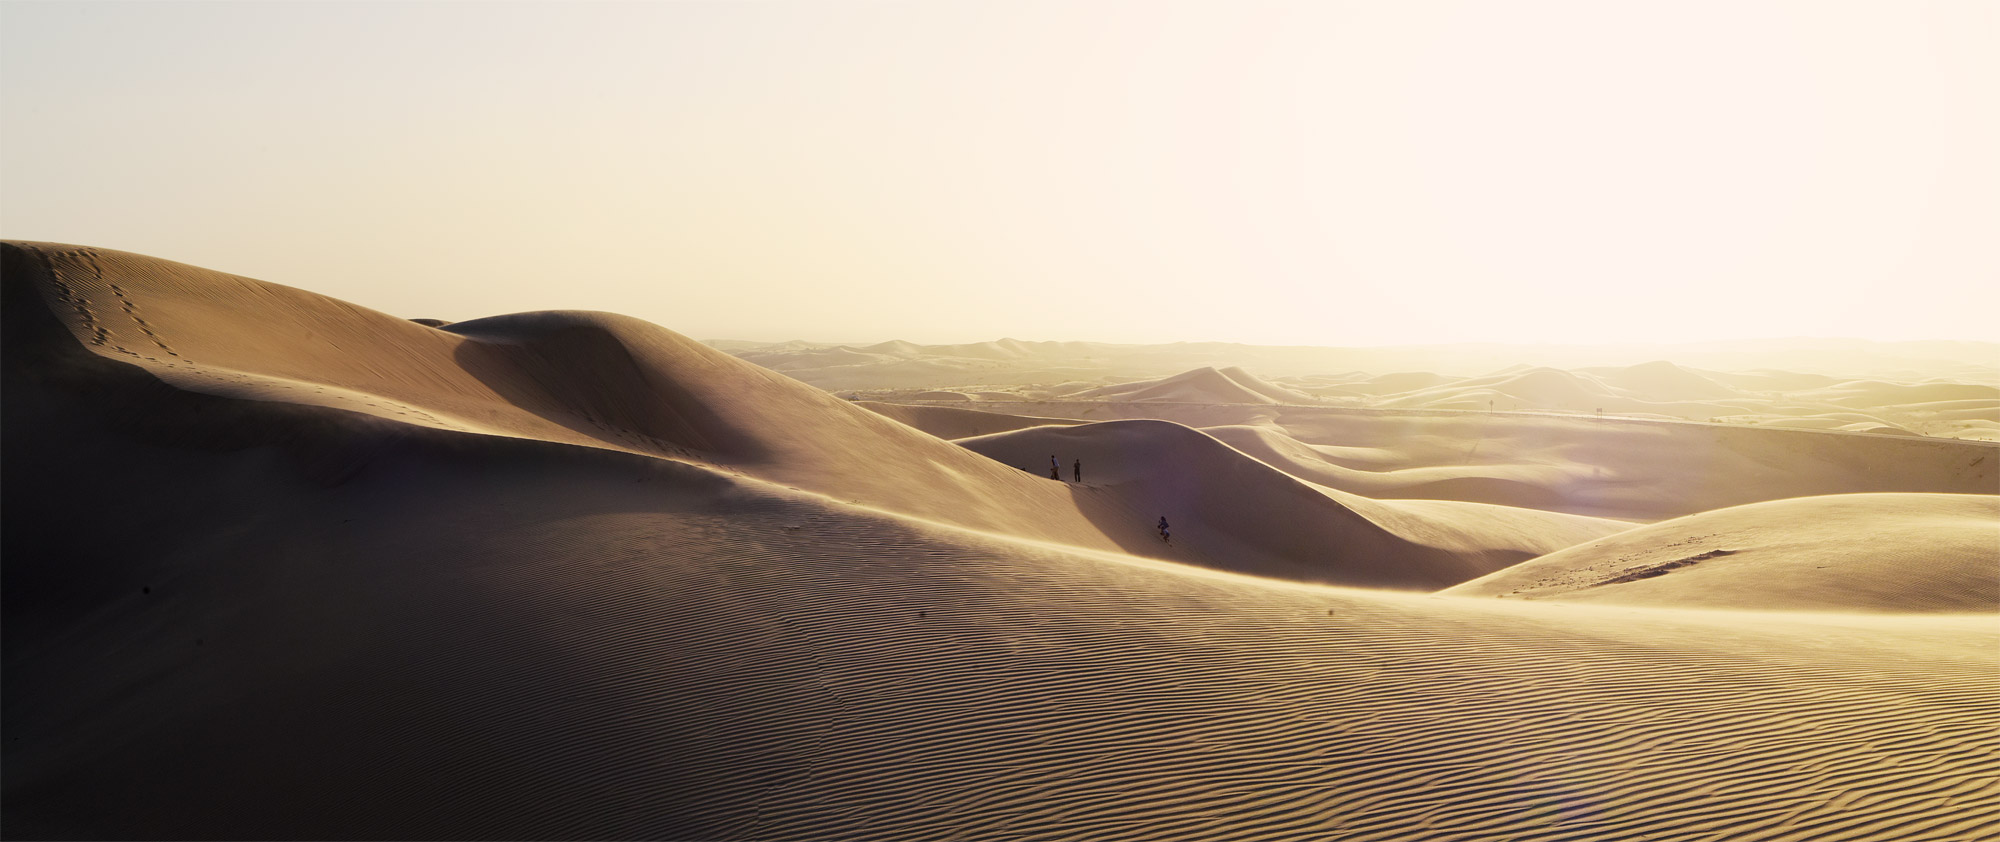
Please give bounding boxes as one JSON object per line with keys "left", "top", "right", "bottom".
{"left": 1050, "top": 455, "right": 1061, "bottom": 480}
{"left": 1157, "top": 516, "right": 1171, "bottom": 544}
{"left": 1073, "top": 459, "right": 1082, "bottom": 482}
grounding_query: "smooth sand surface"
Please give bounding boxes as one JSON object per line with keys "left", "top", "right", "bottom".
{"left": 7, "top": 242, "right": 1998, "bottom": 840}
{"left": 1444, "top": 493, "right": 2000, "bottom": 612}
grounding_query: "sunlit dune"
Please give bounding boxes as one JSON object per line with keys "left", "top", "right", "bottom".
{"left": 5, "top": 242, "right": 1996, "bottom": 840}
{"left": 1444, "top": 492, "right": 2000, "bottom": 612}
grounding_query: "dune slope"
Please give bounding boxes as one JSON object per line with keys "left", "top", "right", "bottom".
{"left": 958, "top": 420, "right": 1631, "bottom": 588}
{"left": 1444, "top": 493, "right": 2000, "bottom": 612}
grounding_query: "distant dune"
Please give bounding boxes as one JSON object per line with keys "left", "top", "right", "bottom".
{"left": 775, "top": 342, "right": 2000, "bottom": 440}
{"left": 856, "top": 401, "right": 1083, "bottom": 439}
{"left": 1586, "top": 359, "right": 1743, "bottom": 401}
{"left": 1072, "top": 365, "right": 1314, "bottom": 405}
{"left": 725, "top": 336, "right": 2000, "bottom": 388}
{"left": 7, "top": 242, "right": 1997, "bottom": 840}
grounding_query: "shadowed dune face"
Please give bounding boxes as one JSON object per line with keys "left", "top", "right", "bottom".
{"left": 445, "top": 311, "right": 761, "bottom": 458}
{"left": 6, "top": 241, "right": 1999, "bottom": 840}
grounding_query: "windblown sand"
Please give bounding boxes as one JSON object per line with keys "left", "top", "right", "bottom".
{"left": 5, "top": 242, "right": 1996, "bottom": 840}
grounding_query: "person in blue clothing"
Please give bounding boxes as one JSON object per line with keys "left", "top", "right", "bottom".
{"left": 1049, "top": 454, "right": 1061, "bottom": 480}
{"left": 1157, "top": 516, "right": 1171, "bottom": 544}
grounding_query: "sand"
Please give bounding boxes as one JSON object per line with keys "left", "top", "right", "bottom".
{"left": 6, "top": 241, "right": 1997, "bottom": 840}
{"left": 1444, "top": 493, "right": 2000, "bottom": 612}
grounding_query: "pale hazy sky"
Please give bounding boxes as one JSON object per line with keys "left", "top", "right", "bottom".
{"left": 4, "top": 1, "right": 1995, "bottom": 345}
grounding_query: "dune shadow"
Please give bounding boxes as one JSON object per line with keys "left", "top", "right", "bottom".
{"left": 444, "top": 320, "right": 764, "bottom": 463}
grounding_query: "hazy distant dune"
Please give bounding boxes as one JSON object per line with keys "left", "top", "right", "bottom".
{"left": 1805, "top": 380, "right": 2000, "bottom": 409}
{"left": 1075, "top": 366, "right": 1280, "bottom": 404}
{"left": 1342, "top": 370, "right": 1456, "bottom": 395}
{"left": 1704, "top": 368, "right": 1850, "bottom": 391}
{"left": 1587, "top": 359, "right": 1744, "bottom": 402}
{"left": 771, "top": 342, "right": 2000, "bottom": 444}
{"left": 858, "top": 401, "right": 1083, "bottom": 439}
{"left": 1073, "top": 366, "right": 1316, "bottom": 405}
{"left": 751, "top": 345, "right": 900, "bottom": 370}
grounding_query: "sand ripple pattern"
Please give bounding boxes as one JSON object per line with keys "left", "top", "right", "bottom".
{"left": 11, "top": 450, "right": 1990, "bottom": 840}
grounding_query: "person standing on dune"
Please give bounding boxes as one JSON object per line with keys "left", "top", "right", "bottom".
{"left": 1158, "top": 516, "right": 1171, "bottom": 544}
{"left": 1050, "top": 455, "right": 1061, "bottom": 480}
{"left": 1073, "top": 459, "right": 1082, "bottom": 483}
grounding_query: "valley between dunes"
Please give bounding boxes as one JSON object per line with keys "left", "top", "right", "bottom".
{"left": 5, "top": 242, "right": 1996, "bottom": 841}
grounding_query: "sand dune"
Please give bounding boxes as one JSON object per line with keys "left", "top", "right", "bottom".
{"left": 7, "top": 242, "right": 1997, "bottom": 840}
{"left": 1445, "top": 493, "right": 2000, "bottom": 612}
{"left": 957, "top": 419, "right": 1629, "bottom": 588}
{"left": 6, "top": 242, "right": 1151, "bottom": 552}
{"left": 957, "top": 401, "right": 1997, "bottom": 520}
{"left": 1339, "top": 369, "right": 1456, "bottom": 395}
{"left": 1585, "top": 359, "right": 1744, "bottom": 401}
{"left": 1073, "top": 365, "right": 1312, "bottom": 405}
{"left": 858, "top": 401, "right": 1083, "bottom": 439}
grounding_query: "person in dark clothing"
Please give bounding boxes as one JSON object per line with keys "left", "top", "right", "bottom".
{"left": 1050, "top": 455, "right": 1061, "bottom": 480}
{"left": 1073, "top": 459, "right": 1082, "bottom": 482}
{"left": 1157, "top": 516, "right": 1171, "bottom": 544}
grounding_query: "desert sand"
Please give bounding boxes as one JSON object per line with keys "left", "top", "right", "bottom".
{"left": 5, "top": 242, "right": 1997, "bottom": 840}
